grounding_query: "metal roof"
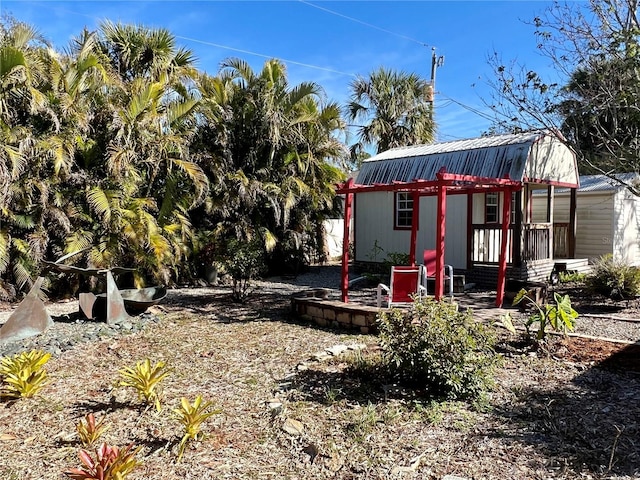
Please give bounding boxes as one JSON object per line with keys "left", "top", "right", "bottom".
{"left": 355, "top": 131, "right": 576, "bottom": 186}
{"left": 549, "top": 173, "right": 639, "bottom": 194}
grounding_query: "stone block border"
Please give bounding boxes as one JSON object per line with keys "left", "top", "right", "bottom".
{"left": 291, "top": 292, "right": 380, "bottom": 333}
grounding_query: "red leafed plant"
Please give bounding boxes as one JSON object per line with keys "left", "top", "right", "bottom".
{"left": 63, "top": 442, "right": 141, "bottom": 480}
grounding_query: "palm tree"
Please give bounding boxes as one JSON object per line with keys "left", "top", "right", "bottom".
{"left": 192, "top": 58, "right": 346, "bottom": 273}
{"left": 347, "top": 66, "right": 435, "bottom": 155}
{"left": 0, "top": 19, "right": 60, "bottom": 295}
{"left": 98, "top": 20, "right": 197, "bottom": 82}
{"left": 63, "top": 23, "right": 206, "bottom": 285}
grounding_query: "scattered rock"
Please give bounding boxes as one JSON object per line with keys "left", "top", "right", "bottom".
{"left": 325, "top": 344, "right": 349, "bottom": 356}
{"left": 276, "top": 382, "right": 293, "bottom": 392}
{"left": 267, "top": 400, "right": 283, "bottom": 417}
{"left": 311, "top": 351, "right": 332, "bottom": 362}
{"left": 282, "top": 418, "right": 304, "bottom": 436}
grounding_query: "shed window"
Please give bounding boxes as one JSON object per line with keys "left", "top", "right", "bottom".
{"left": 485, "top": 192, "right": 499, "bottom": 223}
{"left": 395, "top": 192, "right": 413, "bottom": 229}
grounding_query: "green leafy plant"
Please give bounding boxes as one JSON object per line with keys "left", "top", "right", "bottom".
{"left": 513, "top": 289, "right": 578, "bottom": 340}
{"left": 118, "top": 359, "right": 170, "bottom": 411}
{"left": 0, "top": 350, "right": 51, "bottom": 398}
{"left": 64, "top": 442, "right": 141, "bottom": 480}
{"left": 222, "top": 239, "right": 266, "bottom": 302}
{"left": 76, "top": 413, "right": 110, "bottom": 448}
{"left": 559, "top": 270, "right": 586, "bottom": 283}
{"left": 376, "top": 298, "right": 499, "bottom": 400}
{"left": 382, "top": 251, "right": 411, "bottom": 276}
{"left": 173, "top": 396, "right": 221, "bottom": 462}
{"left": 586, "top": 254, "right": 640, "bottom": 300}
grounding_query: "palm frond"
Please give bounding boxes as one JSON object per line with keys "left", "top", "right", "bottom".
{"left": 12, "top": 255, "right": 33, "bottom": 290}
{"left": 260, "top": 228, "right": 278, "bottom": 253}
{"left": 0, "top": 230, "right": 10, "bottom": 273}
{"left": 86, "top": 187, "right": 113, "bottom": 225}
{"left": 0, "top": 46, "right": 26, "bottom": 80}
{"left": 171, "top": 159, "right": 208, "bottom": 205}
{"left": 65, "top": 230, "right": 94, "bottom": 257}
{"left": 149, "top": 232, "right": 172, "bottom": 259}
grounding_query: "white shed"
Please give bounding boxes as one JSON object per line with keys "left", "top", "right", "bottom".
{"left": 342, "top": 131, "right": 584, "bottom": 292}
{"left": 532, "top": 173, "right": 640, "bottom": 266}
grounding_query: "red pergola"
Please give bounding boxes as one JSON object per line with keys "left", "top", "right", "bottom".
{"left": 336, "top": 169, "right": 522, "bottom": 307}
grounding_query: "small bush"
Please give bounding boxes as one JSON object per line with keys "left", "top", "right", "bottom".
{"left": 76, "top": 413, "right": 110, "bottom": 448}
{"left": 0, "top": 350, "right": 51, "bottom": 399}
{"left": 559, "top": 271, "right": 586, "bottom": 283}
{"left": 586, "top": 254, "right": 640, "bottom": 300}
{"left": 64, "top": 442, "right": 141, "bottom": 480}
{"left": 512, "top": 289, "right": 578, "bottom": 340}
{"left": 118, "top": 359, "right": 170, "bottom": 411}
{"left": 173, "top": 396, "right": 221, "bottom": 462}
{"left": 222, "top": 239, "right": 266, "bottom": 302}
{"left": 377, "top": 298, "right": 499, "bottom": 400}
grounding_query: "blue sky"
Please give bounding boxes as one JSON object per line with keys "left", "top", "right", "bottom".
{"left": 3, "top": 0, "right": 561, "bottom": 142}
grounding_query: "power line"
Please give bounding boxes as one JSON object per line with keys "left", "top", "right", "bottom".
{"left": 175, "top": 35, "right": 356, "bottom": 77}
{"left": 27, "top": 1, "right": 357, "bottom": 78}
{"left": 438, "top": 93, "right": 497, "bottom": 123}
{"left": 299, "top": 0, "right": 430, "bottom": 48}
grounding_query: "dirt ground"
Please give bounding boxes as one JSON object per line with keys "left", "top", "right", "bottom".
{"left": 0, "top": 273, "right": 639, "bottom": 479}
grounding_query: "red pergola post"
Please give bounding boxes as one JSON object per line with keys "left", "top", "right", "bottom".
{"left": 435, "top": 179, "right": 447, "bottom": 300}
{"left": 496, "top": 187, "right": 512, "bottom": 307}
{"left": 340, "top": 178, "right": 354, "bottom": 303}
{"left": 409, "top": 191, "right": 420, "bottom": 265}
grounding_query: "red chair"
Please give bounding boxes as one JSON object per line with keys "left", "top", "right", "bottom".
{"left": 377, "top": 265, "right": 427, "bottom": 308}
{"left": 423, "top": 249, "right": 454, "bottom": 298}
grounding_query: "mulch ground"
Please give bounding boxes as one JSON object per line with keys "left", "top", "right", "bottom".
{"left": 0, "top": 276, "right": 639, "bottom": 479}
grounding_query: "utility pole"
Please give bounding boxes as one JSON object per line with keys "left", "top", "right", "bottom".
{"left": 429, "top": 47, "right": 445, "bottom": 120}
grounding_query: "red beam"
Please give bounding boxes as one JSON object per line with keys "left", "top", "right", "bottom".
{"left": 336, "top": 174, "right": 521, "bottom": 196}
{"left": 496, "top": 187, "right": 512, "bottom": 307}
{"left": 435, "top": 181, "right": 447, "bottom": 300}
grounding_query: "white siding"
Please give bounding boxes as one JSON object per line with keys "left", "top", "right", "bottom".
{"left": 618, "top": 191, "right": 640, "bottom": 265}
{"left": 530, "top": 187, "right": 555, "bottom": 223}
{"left": 353, "top": 191, "right": 468, "bottom": 268}
{"left": 525, "top": 135, "right": 579, "bottom": 186}
{"left": 472, "top": 193, "right": 485, "bottom": 223}
{"left": 354, "top": 191, "right": 410, "bottom": 262}
{"left": 535, "top": 191, "right": 614, "bottom": 261}
{"left": 416, "top": 195, "right": 468, "bottom": 269}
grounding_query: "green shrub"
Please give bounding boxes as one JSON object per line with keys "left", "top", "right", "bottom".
{"left": 0, "top": 350, "right": 51, "bottom": 399}
{"left": 173, "top": 396, "right": 221, "bottom": 462}
{"left": 383, "top": 251, "right": 410, "bottom": 268}
{"left": 376, "top": 298, "right": 499, "bottom": 400}
{"left": 222, "top": 239, "right": 266, "bottom": 302}
{"left": 586, "top": 254, "right": 640, "bottom": 300}
{"left": 512, "top": 289, "right": 578, "bottom": 340}
{"left": 559, "top": 271, "right": 586, "bottom": 283}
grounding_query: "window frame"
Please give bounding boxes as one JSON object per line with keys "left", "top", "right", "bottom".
{"left": 485, "top": 192, "right": 499, "bottom": 224}
{"left": 394, "top": 191, "right": 414, "bottom": 230}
